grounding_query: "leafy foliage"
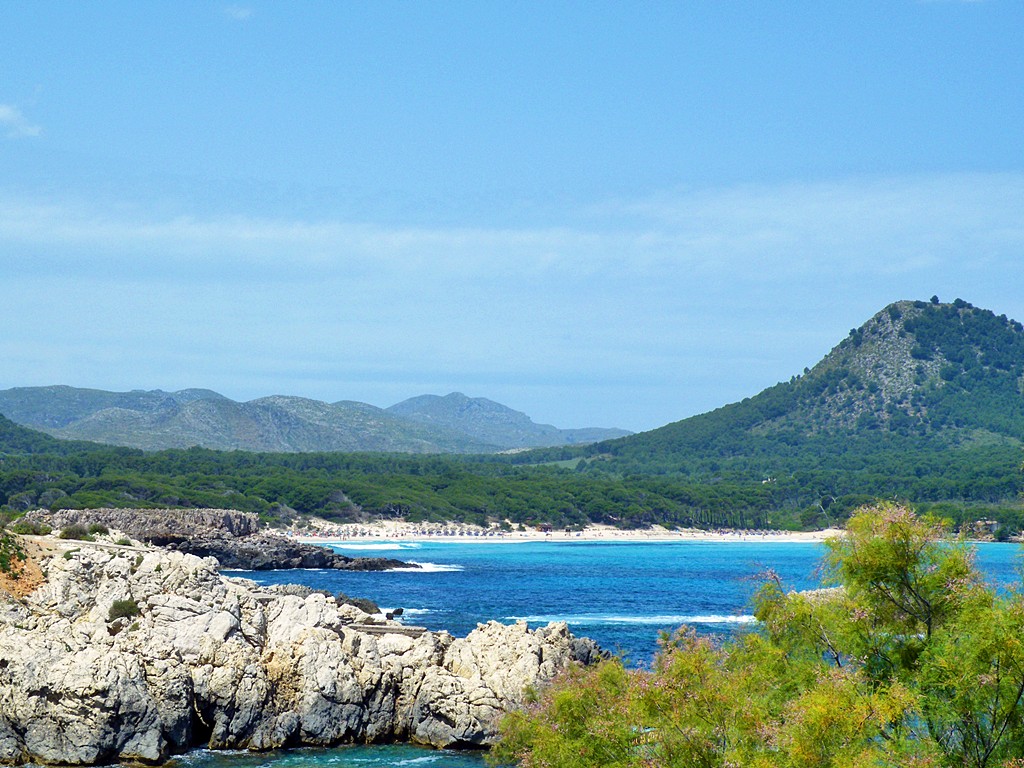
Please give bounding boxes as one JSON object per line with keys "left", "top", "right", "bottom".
{"left": 8, "top": 519, "right": 51, "bottom": 535}
{"left": 0, "top": 529, "right": 25, "bottom": 577}
{"left": 494, "top": 505, "right": 1024, "bottom": 768}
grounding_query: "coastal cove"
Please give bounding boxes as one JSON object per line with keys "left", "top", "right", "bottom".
{"left": 0, "top": 535, "right": 601, "bottom": 767}
{"left": 5, "top": 535, "right": 1023, "bottom": 768}
{"left": 211, "top": 537, "right": 1024, "bottom": 768}
{"left": 237, "top": 538, "right": 1024, "bottom": 664}
{"left": 234, "top": 538, "right": 834, "bottom": 661}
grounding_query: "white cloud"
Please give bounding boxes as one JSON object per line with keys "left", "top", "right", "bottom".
{"left": 594, "top": 173, "right": 1024, "bottom": 278}
{"left": 0, "top": 104, "right": 41, "bottom": 139}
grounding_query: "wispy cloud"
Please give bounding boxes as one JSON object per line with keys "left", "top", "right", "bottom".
{"left": 2, "top": 171, "right": 1022, "bottom": 429}
{"left": 594, "top": 173, "right": 1024, "bottom": 278}
{"left": 223, "top": 5, "right": 252, "bottom": 21}
{"left": 4, "top": 172, "right": 1022, "bottom": 283}
{"left": 0, "top": 104, "right": 41, "bottom": 139}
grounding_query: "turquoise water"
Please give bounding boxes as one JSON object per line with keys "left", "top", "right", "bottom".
{"left": 209, "top": 539, "right": 1023, "bottom": 768}
{"left": 171, "top": 745, "right": 484, "bottom": 768}
{"left": 234, "top": 539, "right": 828, "bottom": 662}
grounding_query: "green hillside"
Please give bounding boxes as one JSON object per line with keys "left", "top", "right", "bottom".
{"left": 521, "top": 299, "right": 1024, "bottom": 526}
{"left": 588, "top": 298, "right": 1024, "bottom": 466}
{"left": 0, "top": 413, "right": 105, "bottom": 456}
{"left": 3, "top": 299, "right": 1024, "bottom": 533}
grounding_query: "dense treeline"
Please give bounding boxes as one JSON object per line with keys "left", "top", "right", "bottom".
{"left": 0, "top": 437, "right": 780, "bottom": 530}
{"left": 0, "top": 428, "right": 1021, "bottom": 533}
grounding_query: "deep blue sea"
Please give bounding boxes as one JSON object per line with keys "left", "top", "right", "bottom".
{"left": 185, "top": 539, "right": 1022, "bottom": 768}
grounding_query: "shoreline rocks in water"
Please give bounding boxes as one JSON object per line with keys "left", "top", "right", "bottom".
{"left": 23, "top": 508, "right": 417, "bottom": 571}
{"left": 0, "top": 540, "right": 605, "bottom": 765}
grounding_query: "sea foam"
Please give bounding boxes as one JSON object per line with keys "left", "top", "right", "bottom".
{"left": 390, "top": 562, "right": 464, "bottom": 573}
{"left": 505, "top": 613, "right": 756, "bottom": 626}
{"left": 328, "top": 542, "right": 422, "bottom": 552}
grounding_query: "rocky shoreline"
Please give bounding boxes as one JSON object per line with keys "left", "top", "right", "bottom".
{"left": 0, "top": 537, "right": 604, "bottom": 765}
{"left": 24, "top": 508, "right": 417, "bottom": 572}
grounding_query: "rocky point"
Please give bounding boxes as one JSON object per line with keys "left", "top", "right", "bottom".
{"left": 0, "top": 536, "right": 603, "bottom": 765}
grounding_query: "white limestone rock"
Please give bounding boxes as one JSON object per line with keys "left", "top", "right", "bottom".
{"left": 0, "top": 544, "right": 602, "bottom": 765}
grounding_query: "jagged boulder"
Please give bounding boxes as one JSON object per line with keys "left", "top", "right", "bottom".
{"left": 0, "top": 544, "right": 603, "bottom": 765}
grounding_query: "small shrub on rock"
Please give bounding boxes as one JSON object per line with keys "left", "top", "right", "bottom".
{"left": 10, "top": 520, "right": 51, "bottom": 536}
{"left": 108, "top": 599, "right": 141, "bottom": 622}
{"left": 59, "top": 524, "right": 93, "bottom": 542}
{"left": 0, "top": 530, "right": 26, "bottom": 577}
{"left": 87, "top": 523, "right": 109, "bottom": 536}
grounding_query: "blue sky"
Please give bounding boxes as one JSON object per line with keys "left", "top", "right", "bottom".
{"left": 2, "top": 2, "right": 1023, "bottom": 432}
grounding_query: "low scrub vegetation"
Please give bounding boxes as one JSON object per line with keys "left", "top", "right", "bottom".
{"left": 0, "top": 529, "right": 25, "bottom": 577}
{"left": 107, "top": 599, "right": 140, "bottom": 622}
{"left": 8, "top": 519, "right": 51, "bottom": 536}
{"left": 494, "top": 504, "right": 1024, "bottom": 768}
{"left": 58, "top": 524, "right": 94, "bottom": 541}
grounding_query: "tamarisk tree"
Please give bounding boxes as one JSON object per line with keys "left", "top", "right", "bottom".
{"left": 492, "top": 504, "right": 1024, "bottom": 768}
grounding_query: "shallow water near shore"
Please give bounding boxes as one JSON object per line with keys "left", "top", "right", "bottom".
{"left": 172, "top": 744, "right": 486, "bottom": 768}
{"left": 231, "top": 539, "right": 827, "bottom": 661}
{"left": 215, "top": 539, "right": 1022, "bottom": 768}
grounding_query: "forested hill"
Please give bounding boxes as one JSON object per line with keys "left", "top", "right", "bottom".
{"left": 558, "top": 299, "right": 1024, "bottom": 506}
{"left": 2, "top": 298, "right": 1024, "bottom": 533}
{"left": 0, "top": 414, "right": 105, "bottom": 456}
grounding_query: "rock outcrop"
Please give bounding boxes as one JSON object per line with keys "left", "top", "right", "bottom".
{"left": 0, "top": 542, "right": 603, "bottom": 765}
{"left": 24, "top": 508, "right": 416, "bottom": 571}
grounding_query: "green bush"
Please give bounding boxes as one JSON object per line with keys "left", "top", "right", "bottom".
{"left": 10, "top": 520, "right": 51, "bottom": 536}
{"left": 108, "top": 599, "right": 141, "bottom": 622}
{"left": 87, "top": 523, "right": 109, "bottom": 535}
{"left": 0, "top": 530, "right": 25, "bottom": 576}
{"left": 59, "top": 524, "right": 94, "bottom": 541}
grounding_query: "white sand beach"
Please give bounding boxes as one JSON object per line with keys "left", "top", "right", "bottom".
{"left": 291, "top": 519, "right": 843, "bottom": 545}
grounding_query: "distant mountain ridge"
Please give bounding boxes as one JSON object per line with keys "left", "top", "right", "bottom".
{"left": 386, "top": 392, "right": 631, "bottom": 449}
{"left": 0, "top": 385, "right": 630, "bottom": 454}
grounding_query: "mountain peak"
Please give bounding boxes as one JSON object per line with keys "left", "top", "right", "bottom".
{"left": 789, "top": 298, "right": 1024, "bottom": 434}
{"left": 594, "top": 297, "right": 1024, "bottom": 481}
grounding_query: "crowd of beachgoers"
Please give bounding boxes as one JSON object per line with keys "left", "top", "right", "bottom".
{"left": 288, "top": 519, "right": 842, "bottom": 544}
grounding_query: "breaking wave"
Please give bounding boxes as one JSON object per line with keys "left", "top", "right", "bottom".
{"left": 328, "top": 542, "right": 423, "bottom": 552}
{"left": 389, "top": 562, "right": 464, "bottom": 573}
